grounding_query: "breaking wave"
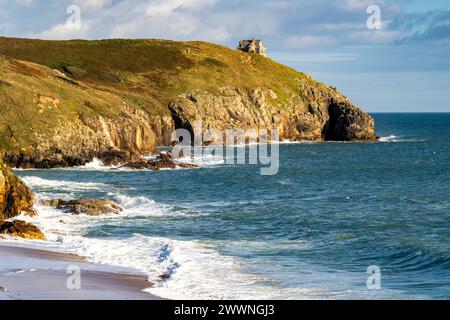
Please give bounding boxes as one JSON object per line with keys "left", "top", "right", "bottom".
{"left": 379, "top": 135, "right": 428, "bottom": 143}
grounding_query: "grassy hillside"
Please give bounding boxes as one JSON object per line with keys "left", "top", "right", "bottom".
{"left": 0, "top": 53, "right": 127, "bottom": 151}
{"left": 0, "top": 37, "right": 312, "bottom": 110}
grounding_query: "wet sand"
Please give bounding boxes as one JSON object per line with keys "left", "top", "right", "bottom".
{"left": 0, "top": 244, "right": 162, "bottom": 300}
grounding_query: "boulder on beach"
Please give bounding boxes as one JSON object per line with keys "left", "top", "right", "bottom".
{"left": 40, "top": 198, "right": 124, "bottom": 216}
{"left": 0, "top": 220, "right": 46, "bottom": 240}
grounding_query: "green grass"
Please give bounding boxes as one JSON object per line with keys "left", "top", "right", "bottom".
{"left": 0, "top": 37, "right": 313, "bottom": 111}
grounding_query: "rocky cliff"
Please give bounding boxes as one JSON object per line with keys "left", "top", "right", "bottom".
{"left": 0, "top": 38, "right": 377, "bottom": 168}
{"left": 0, "top": 158, "right": 36, "bottom": 219}
{"left": 170, "top": 86, "right": 376, "bottom": 143}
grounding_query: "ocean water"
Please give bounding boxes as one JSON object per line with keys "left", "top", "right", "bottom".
{"left": 14, "top": 113, "right": 450, "bottom": 299}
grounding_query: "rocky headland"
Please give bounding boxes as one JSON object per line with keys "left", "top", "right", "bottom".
{"left": 0, "top": 37, "right": 377, "bottom": 169}
{"left": 0, "top": 38, "right": 378, "bottom": 240}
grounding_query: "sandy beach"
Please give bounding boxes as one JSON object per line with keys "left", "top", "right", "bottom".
{"left": 0, "top": 244, "right": 161, "bottom": 300}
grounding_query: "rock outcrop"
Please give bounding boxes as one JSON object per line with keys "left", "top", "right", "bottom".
{"left": 0, "top": 159, "right": 36, "bottom": 219}
{"left": 0, "top": 159, "right": 44, "bottom": 240}
{"left": 0, "top": 220, "right": 46, "bottom": 240}
{"left": 325, "top": 102, "right": 377, "bottom": 141}
{"left": 118, "top": 152, "right": 199, "bottom": 170}
{"left": 40, "top": 198, "right": 124, "bottom": 216}
{"left": 169, "top": 85, "right": 377, "bottom": 143}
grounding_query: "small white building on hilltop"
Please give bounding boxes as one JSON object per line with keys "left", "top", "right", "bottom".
{"left": 237, "top": 39, "right": 268, "bottom": 57}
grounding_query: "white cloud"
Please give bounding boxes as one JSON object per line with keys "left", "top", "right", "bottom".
{"left": 0, "top": 0, "right": 33, "bottom": 5}
{"left": 75, "top": 0, "right": 111, "bottom": 10}
{"left": 38, "top": 22, "right": 91, "bottom": 40}
{"left": 340, "top": 0, "right": 385, "bottom": 11}
{"left": 1, "top": 0, "right": 447, "bottom": 51}
{"left": 262, "top": 1, "right": 290, "bottom": 10}
{"left": 146, "top": 0, "right": 217, "bottom": 17}
{"left": 313, "top": 22, "right": 365, "bottom": 31}
{"left": 284, "top": 35, "right": 335, "bottom": 48}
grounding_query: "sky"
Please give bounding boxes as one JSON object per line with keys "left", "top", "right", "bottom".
{"left": 0, "top": 0, "right": 449, "bottom": 112}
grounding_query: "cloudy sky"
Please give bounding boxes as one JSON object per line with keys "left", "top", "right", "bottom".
{"left": 1, "top": 0, "right": 449, "bottom": 112}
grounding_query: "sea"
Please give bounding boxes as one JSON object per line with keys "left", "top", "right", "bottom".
{"left": 11, "top": 113, "right": 450, "bottom": 299}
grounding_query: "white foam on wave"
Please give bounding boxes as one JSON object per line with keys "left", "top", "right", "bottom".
{"left": 16, "top": 202, "right": 304, "bottom": 299}
{"left": 16, "top": 174, "right": 380, "bottom": 300}
{"left": 16, "top": 194, "right": 405, "bottom": 299}
{"left": 22, "top": 176, "right": 109, "bottom": 192}
{"left": 81, "top": 158, "right": 108, "bottom": 170}
{"left": 109, "top": 193, "right": 176, "bottom": 217}
{"left": 379, "top": 135, "right": 400, "bottom": 142}
{"left": 14, "top": 180, "right": 318, "bottom": 299}
{"left": 379, "top": 135, "right": 428, "bottom": 143}
{"left": 177, "top": 152, "right": 225, "bottom": 167}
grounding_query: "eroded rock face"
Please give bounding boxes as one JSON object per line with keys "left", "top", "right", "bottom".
{"left": 3, "top": 107, "right": 175, "bottom": 169}
{"left": 325, "top": 102, "right": 377, "bottom": 141}
{"left": 40, "top": 198, "right": 124, "bottom": 216}
{"left": 0, "top": 220, "right": 46, "bottom": 240}
{"left": 169, "top": 85, "right": 377, "bottom": 144}
{"left": 3, "top": 83, "right": 377, "bottom": 170}
{"left": 0, "top": 160, "right": 36, "bottom": 219}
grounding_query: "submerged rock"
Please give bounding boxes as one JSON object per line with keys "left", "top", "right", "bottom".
{"left": 40, "top": 198, "right": 124, "bottom": 216}
{"left": 0, "top": 220, "right": 46, "bottom": 240}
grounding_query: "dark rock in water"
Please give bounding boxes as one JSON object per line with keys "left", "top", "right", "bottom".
{"left": 1, "top": 159, "right": 37, "bottom": 219}
{"left": 3, "top": 150, "right": 93, "bottom": 169}
{"left": 98, "top": 150, "right": 136, "bottom": 167}
{"left": 0, "top": 220, "right": 46, "bottom": 240}
{"left": 119, "top": 161, "right": 161, "bottom": 170}
{"left": 148, "top": 153, "right": 177, "bottom": 170}
{"left": 40, "top": 198, "right": 124, "bottom": 216}
{"left": 3, "top": 148, "right": 140, "bottom": 170}
{"left": 178, "top": 162, "right": 200, "bottom": 169}
{"left": 118, "top": 153, "right": 199, "bottom": 170}
{"left": 325, "top": 101, "right": 377, "bottom": 141}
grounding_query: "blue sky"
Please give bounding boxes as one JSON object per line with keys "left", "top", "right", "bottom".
{"left": 0, "top": 0, "right": 449, "bottom": 112}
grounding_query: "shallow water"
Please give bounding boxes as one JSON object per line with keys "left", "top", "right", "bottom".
{"left": 15, "top": 113, "right": 450, "bottom": 299}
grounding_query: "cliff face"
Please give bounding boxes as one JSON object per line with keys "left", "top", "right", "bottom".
{"left": 0, "top": 159, "right": 36, "bottom": 219}
{"left": 0, "top": 53, "right": 174, "bottom": 168}
{"left": 170, "top": 84, "right": 376, "bottom": 143}
{"left": 0, "top": 38, "right": 377, "bottom": 168}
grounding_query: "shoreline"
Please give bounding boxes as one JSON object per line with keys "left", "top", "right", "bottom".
{"left": 0, "top": 243, "right": 163, "bottom": 300}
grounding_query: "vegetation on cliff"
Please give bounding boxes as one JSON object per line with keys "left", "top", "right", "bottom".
{"left": 0, "top": 37, "right": 377, "bottom": 168}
